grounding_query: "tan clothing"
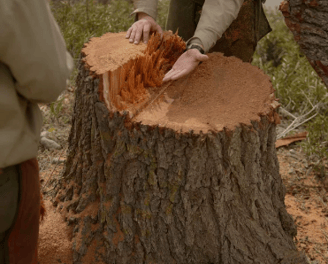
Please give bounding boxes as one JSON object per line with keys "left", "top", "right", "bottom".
{"left": 133, "top": 0, "right": 244, "bottom": 53}
{"left": 0, "top": 0, "right": 73, "bottom": 168}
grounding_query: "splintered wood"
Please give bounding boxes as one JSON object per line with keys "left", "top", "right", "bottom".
{"left": 82, "top": 31, "right": 185, "bottom": 114}
{"left": 115, "top": 33, "right": 185, "bottom": 111}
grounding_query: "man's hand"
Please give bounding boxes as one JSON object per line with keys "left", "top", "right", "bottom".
{"left": 126, "top": 12, "right": 163, "bottom": 44}
{"left": 162, "top": 49, "right": 209, "bottom": 82}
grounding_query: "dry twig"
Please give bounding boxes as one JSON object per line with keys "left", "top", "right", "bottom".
{"left": 277, "top": 104, "right": 319, "bottom": 139}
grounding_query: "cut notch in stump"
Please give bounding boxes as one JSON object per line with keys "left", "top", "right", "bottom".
{"left": 83, "top": 31, "right": 185, "bottom": 116}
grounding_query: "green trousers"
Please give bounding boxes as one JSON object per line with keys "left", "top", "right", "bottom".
{"left": 0, "top": 165, "right": 20, "bottom": 264}
{"left": 166, "top": 0, "right": 272, "bottom": 62}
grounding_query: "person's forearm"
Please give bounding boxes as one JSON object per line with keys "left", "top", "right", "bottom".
{"left": 187, "top": 0, "right": 244, "bottom": 53}
{"left": 131, "top": 0, "right": 159, "bottom": 20}
{"left": 187, "top": 37, "right": 204, "bottom": 49}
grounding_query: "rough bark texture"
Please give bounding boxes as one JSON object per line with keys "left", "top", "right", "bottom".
{"left": 280, "top": 0, "right": 328, "bottom": 88}
{"left": 53, "top": 58, "right": 309, "bottom": 264}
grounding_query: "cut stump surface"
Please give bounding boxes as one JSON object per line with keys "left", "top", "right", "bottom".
{"left": 134, "top": 52, "right": 278, "bottom": 133}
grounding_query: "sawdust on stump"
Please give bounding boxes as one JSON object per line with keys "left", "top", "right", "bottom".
{"left": 134, "top": 52, "right": 279, "bottom": 132}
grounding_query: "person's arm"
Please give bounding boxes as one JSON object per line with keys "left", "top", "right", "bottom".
{"left": 187, "top": 0, "right": 244, "bottom": 53}
{"left": 0, "top": 0, "right": 73, "bottom": 104}
{"left": 163, "top": 0, "right": 244, "bottom": 82}
{"left": 126, "top": 0, "right": 162, "bottom": 44}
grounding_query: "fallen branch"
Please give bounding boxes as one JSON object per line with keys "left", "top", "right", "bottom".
{"left": 277, "top": 104, "right": 318, "bottom": 139}
{"left": 275, "top": 131, "right": 308, "bottom": 148}
{"left": 279, "top": 106, "right": 297, "bottom": 119}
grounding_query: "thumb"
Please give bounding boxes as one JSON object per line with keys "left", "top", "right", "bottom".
{"left": 197, "top": 53, "right": 209, "bottom": 62}
{"left": 157, "top": 25, "right": 163, "bottom": 38}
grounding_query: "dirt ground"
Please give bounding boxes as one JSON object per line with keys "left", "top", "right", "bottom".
{"left": 37, "top": 88, "right": 328, "bottom": 264}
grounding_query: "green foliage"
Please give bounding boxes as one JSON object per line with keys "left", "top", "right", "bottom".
{"left": 50, "top": 96, "right": 64, "bottom": 119}
{"left": 51, "top": 0, "right": 171, "bottom": 63}
{"left": 252, "top": 7, "right": 328, "bottom": 161}
{"left": 301, "top": 114, "right": 328, "bottom": 161}
{"left": 50, "top": 0, "right": 135, "bottom": 62}
{"left": 252, "top": 8, "right": 327, "bottom": 113}
{"left": 157, "top": 0, "right": 170, "bottom": 30}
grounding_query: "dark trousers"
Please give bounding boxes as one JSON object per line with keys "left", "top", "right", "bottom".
{"left": 0, "top": 159, "right": 40, "bottom": 264}
{"left": 166, "top": 0, "right": 272, "bottom": 62}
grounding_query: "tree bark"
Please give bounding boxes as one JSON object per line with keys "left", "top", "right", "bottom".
{"left": 279, "top": 0, "right": 328, "bottom": 88}
{"left": 53, "top": 32, "right": 309, "bottom": 264}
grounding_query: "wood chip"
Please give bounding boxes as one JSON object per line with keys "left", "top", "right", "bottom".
{"left": 275, "top": 131, "right": 308, "bottom": 148}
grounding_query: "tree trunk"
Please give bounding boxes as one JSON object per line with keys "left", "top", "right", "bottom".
{"left": 54, "top": 32, "right": 309, "bottom": 264}
{"left": 279, "top": 0, "right": 328, "bottom": 88}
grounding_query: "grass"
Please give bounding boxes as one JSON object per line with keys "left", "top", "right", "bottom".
{"left": 50, "top": 0, "right": 170, "bottom": 65}
{"left": 50, "top": 0, "right": 135, "bottom": 86}
{"left": 50, "top": 1, "right": 328, "bottom": 164}
{"left": 252, "top": 8, "right": 327, "bottom": 114}
{"left": 251, "top": 7, "right": 328, "bottom": 164}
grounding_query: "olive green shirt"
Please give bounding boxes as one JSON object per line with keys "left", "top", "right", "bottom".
{"left": 133, "top": 0, "right": 244, "bottom": 53}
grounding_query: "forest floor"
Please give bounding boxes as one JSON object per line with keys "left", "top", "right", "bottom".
{"left": 37, "top": 88, "right": 328, "bottom": 264}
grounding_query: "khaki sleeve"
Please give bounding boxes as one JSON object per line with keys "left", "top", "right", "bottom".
{"left": 187, "top": 0, "right": 244, "bottom": 53}
{"left": 0, "top": 0, "right": 73, "bottom": 104}
{"left": 131, "top": 0, "right": 159, "bottom": 20}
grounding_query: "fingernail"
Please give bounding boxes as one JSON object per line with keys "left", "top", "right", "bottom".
{"left": 129, "top": 39, "right": 133, "bottom": 42}
{"left": 134, "top": 41, "right": 138, "bottom": 44}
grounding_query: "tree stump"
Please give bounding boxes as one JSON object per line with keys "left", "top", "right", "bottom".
{"left": 54, "top": 32, "right": 309, "bottom": 264}
{"left": 279, "top": 0, "right": 328, "bottom": 88}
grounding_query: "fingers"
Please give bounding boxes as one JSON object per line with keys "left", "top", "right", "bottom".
{"left": 163, "top": 69, "right": 188, "bottom": 82}
{"left": 142, "top": 24, "right": 151, "bottom": 44}
{"left": 163, "top": 49, "right": 208, "bottom": 82}
{"left": 170, "top": 69, "right": 187, "bottom": 81}
{"left": 157, "top": 25, "right": 164, "bottom": 39}
{"left": 163, "top": 76, "right": 170, "bottom": 83}
{"left": 163, "top": 69, "right": 174, "bottom": 82}
{"left": 127, "top": 18, "right": 162, "bottom": 44}
{"left": 197, "top": 53, "right": 209, "bottom": 62}
{"left": 129, "top": 27, "right": 137, "bottom": 43}
{"left": 126, "top": 21, "right": 145, "bottom": 44}
{"left": 126, "top": 27, "right": 132, "bottom": 39}
{"left": 134, "top": 26, "right": 143, "bottom": 44}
